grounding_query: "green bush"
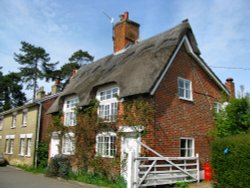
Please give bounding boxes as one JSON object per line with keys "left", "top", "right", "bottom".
{"left": 174, "top": 181, "right": 189, "bottom": 188}
{"left": 47, "top": 154, "right": 71, "bottom": 177}
{"left": 211, "top": 133, "right": 250, "bottom": 188}
{"left": 37, "top": 142, "right": 49, "bottom": 168}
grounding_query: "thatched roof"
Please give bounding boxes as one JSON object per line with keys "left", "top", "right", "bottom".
{"left": 48, "top": 20, "right": 202, "bottom": 113}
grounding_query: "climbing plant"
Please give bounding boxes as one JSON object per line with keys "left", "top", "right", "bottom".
{"left": 49, "top": 97, "right": 155, "bottom": 181}
{"left": 120, "top": 97, "right": 155, "bottom": 131}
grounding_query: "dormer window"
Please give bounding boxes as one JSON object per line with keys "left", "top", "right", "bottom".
{"left": 96, "top": 86, "right": 119, "bottom": 122}
{"left": 63, "top": 96, "right": 79, "bottom": 126}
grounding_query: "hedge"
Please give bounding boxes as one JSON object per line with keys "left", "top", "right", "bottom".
{"left": 211, "top": 133, "right": 250, "bottom": 188}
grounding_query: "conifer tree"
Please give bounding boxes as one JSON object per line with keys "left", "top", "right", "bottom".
{"left": 14, "top": 41, "right": 58, "bottom": 100}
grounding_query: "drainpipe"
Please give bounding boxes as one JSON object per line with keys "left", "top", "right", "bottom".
{"left": 34, "top": 101, "right": 42, "bottom": 168}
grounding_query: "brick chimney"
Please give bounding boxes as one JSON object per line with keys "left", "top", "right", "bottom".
{"left": 113, "top": 12, "right": 140, "bottom": 53}
{"left": 36, "top": 86, "right": 45, "bottom": 99}
{"left": 225, "top": 78, "right": 235, "bottom": 98}
{"left": 51, "top": 79, "right": 61, "bottom": 94}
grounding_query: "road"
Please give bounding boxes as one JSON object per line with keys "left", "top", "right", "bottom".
{"left": 0, "top": 166, "right": 99, "bottom": 188}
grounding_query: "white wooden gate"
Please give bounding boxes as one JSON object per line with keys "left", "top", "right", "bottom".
{"left": 127, "top": 141, "right": 200, "bottom": 188}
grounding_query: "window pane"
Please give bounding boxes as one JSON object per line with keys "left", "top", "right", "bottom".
{"left": 185, "top": 81, "right": 190, "bottom": 90}
{"left": 185, "top": 90, "right": 190, "bottom": 99}
{"left": 180, "top": 149, "right": 186, "bottom": 157}
{"left": 178, "top": 79, "right": 184, "bottom": 88}
{"left": 180, "top": 139, "right": 186, "bottom": 149}
{"left": 187, "top": 140, "right": 193, "bottom": 149}
{"left": 179, "top": 88, "right": 184, "bottom": 97}
{"left": 112, "top": 88, "right": 118, "bottom": 98}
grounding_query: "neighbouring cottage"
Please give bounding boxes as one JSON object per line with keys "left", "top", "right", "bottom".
{"left": 47, "top": 12, "right": 234, "bottom": 186}
{"left": 0, "top": 82, "right": 61, "bottom": 166}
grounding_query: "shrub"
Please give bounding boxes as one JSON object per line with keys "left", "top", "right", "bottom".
{"left": 47, "top": 154, "right": 71, "bottom": 177}
{"left": 88, "top": 157, "right": 120, "bottom": 182}
{"left": 211, "top": 133, "right": 250, "bottom": 188}
{"left": 37, "top": 142, "right": 49, "bottom": 168}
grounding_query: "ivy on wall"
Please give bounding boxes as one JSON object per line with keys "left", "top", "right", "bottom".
{"left": 49, "top": 97, "right": 155, "bottom": 181}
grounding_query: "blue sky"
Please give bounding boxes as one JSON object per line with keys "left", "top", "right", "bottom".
{"left": 0, "top": 0, "right": 250, "bottom": 99}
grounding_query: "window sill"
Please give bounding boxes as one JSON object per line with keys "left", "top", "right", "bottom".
{"left": 5, "top": 153, "right": 13, "bottom": 155}
{"left": 24, "top": 155, "right": 31, "bottom": 157}
{"left": 61, "top": 153, "right": 74, "bottom": 155}
{"left": 95, "top": 154, "right": 115, "bottom": 159}
{"left": 63, "top": 125, "right": 77, "bottom": 127}
{"left": 21, "top": 125, "right": 27, "bottom": 127}
{"left": 179, "top": 97, "right": 194, "bottom": 102}
{"left": 18, "top": 154, "right": 25, "bottom": 157}
{"left": 10, "top": 127, "right": 16, "bottom": 129}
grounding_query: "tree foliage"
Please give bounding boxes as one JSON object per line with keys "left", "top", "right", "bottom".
{"left": 214, "top": 97, "right": 250, "bottom": 137}
{"left": 0, "top": 71, "right": 26, "bottom": 112}
{"left": 14, "top": 41, "right": 58, "bottom": 100}
{"left": 52, "top": 50, "right": 94, "bottom": 81}
{"left": 68, "top": 49, "right": 94, "bottom": 65}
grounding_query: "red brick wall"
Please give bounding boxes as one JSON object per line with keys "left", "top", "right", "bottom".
{"left": 143, "top": 45, "right": 224, "bottom": 166}
{"left": 40, "top": 97, "right": 58, "bottom": 143}
{"left": 113, "top": 21, "right": 139, "bottom": 53}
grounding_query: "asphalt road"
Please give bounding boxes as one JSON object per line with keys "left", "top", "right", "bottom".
{"left": 0, "top": 166, "right": 99, "bottom": 188}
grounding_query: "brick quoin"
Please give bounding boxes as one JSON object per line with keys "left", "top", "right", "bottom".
{"left": 142, "top": 45, "right": 223, "bottom": 167}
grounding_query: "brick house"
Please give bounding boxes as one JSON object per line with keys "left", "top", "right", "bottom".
{"left": 48, "top": 12, "right": 234, "bottom": 183}
{"left": 0, "top": 83, "right": 60, "bottom": 166}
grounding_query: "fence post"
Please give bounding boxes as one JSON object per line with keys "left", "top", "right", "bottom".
{"left": 196, "top": 153, "right": 200, "bottom": 183}
{"left": 127, "top": 151, "right": 135, "bottom": 188}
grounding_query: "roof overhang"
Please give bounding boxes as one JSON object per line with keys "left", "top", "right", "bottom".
{"left": 150, "top": 35, "right": 230, "bottom": 96}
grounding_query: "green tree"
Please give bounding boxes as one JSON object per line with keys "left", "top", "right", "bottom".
{"left": 214, "top": 97, "right": 250, "bottom": 137}
{"left": 14, "top": 41, "right": 58, "bottom": 100}
{"left": 53, "top": 50, "right": 94, "bottom": 81}
{"left": 0, "top": 71, "right": 26, "bottom": 112}
{"left": 68, "top": 49, "right": 94, "bottom": 65}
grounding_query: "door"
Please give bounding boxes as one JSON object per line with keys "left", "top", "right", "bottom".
{"left": 121, "top": 132, "right": 141, "bottom": 180}
{"left": 50, "top": 132, "right": 60, "bottom": 158}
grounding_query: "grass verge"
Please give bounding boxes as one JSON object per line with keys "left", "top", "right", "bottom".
{"left": 15, "top": 165, "right": 126, "bottom": 188}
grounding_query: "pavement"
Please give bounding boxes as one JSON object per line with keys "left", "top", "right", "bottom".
{"left": 0, "top": 166, "right": 102, "bottom": 188}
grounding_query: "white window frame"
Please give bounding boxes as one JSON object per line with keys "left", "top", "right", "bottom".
{"left": 96, "top": 86, "right": 119, "bottom": 122}
{"left": 26, "top": 138, "right": 32, "bottom": 156}
{"left": 63, "top": 96, "right": 79, "bottom": 126}
{"left": 19, "top": 138, "right": 25, "bottom": 156}
{"left": 178, "top": 77, "right": 193, "bottom": 101}
{"left": 214, "top": 102, "right": 222, "bottom": 113}
{"left": 22, "top": 110, "right": 28, "bottom": 127}
{"left": 62, "top": 132, "right": 75, "bottom": 155}
{"left": 5, "top": 135, "right": 15, "bottom": 154}
{"left": 180, "top": 137, "right": 195, "bottom": 157}
{"left": 0, "top": 117, "right": 3, "bottom": 130}
{"left": 5, "top": 139, "right": 9, "bottom": 154}
{"left": 11, "top": 113, "right": 17, "bottom": 128}
{"left": 96, "top": 132, "right": 116, "bottom": 158}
